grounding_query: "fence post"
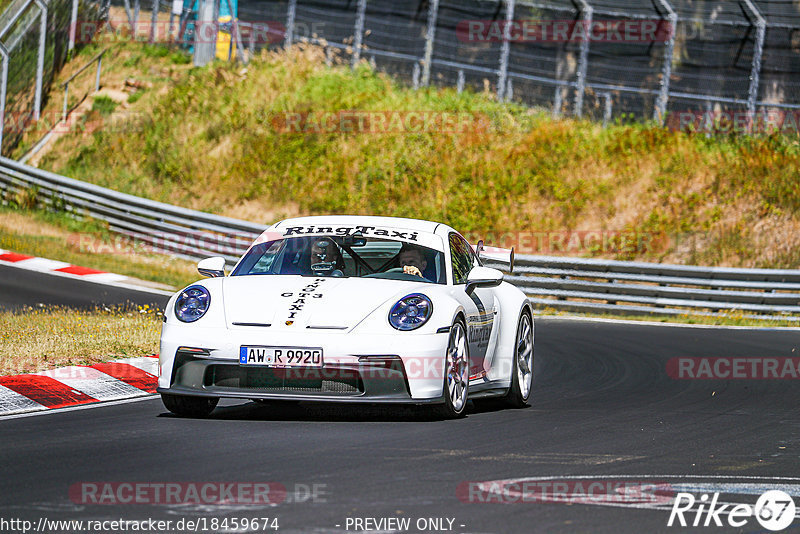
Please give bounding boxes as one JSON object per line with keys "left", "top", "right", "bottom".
{"left": 741, "top": 0, "right": 765, "bottom": 132}
{"left": 34, "top": 0, "right": 47, "bottom": 121}
{"left": 284, "top": 0, "right": 296, "bottom": 49}
{"left": 497, "top": 0, "right": 515, "bottom": 101}
{"left": 0, "top": 44, "right": 7, "bottom": 155}
{"left": 123, "top": 0, "right": 135, "bottom": 32}
{"left": 601, "top": 92, "right": 612, "bottom": 126}
{"left": 456, "top": 69, "right": 464, "bottom": 93}
{"left": 573, "top": 0, "right": 592, "bottom": 117}
{"left": 150, "top": 0, "right": 160, "bottom": 43}
{"left": 193, "top": 0, "right": 218, "bottom": 66}
{"left": 62, "top": 82, "right": 69, "bottom": 121}
{"left": 351, "top": 0, "right": 367, "bottom": 67}
{"left": 421, "top": 0, "right": 439, "bottom": 86}
{"left": 95, "top": 52, "right": 103, "bottom": 91}
{"left": 703, "top": 100, "right": 712, "bottom": 137}
{"left": 553, "top": 85, "right": 563, "bottom": 118}
{"left": 653, "top": 0, "right": 676, "bottom": 123}
{"left": 134, "top": 0, "right": 141, "bottom": 32}
{"left": 168, "top": 1, "right": 177, "bottom": 41}
{"left": 69, "top": 0, "right": 79, "bottom": 52}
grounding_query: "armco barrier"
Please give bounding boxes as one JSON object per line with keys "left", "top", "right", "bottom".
{"left": 1, "top": 156, "right": 799, "bottom": 321}
{"left": 485, "top": 256, "right": 800, "bottom": 321}
{"left": 0, "top": 157, "right": 266, "bottom": 264}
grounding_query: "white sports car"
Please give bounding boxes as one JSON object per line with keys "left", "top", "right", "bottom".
{"left": 158, "top": 216, "right": 533, "bottom": 418}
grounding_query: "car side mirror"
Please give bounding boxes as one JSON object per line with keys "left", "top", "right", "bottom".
{"left": 198, "top": 257, "right": 226, "bottom": 278}
{"left": 465, "top": 266, "right": 503, "bottom": 295}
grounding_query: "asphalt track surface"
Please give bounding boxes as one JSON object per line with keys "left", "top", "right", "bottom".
{"left": 0, "top": 264, "right": 169, "bottom": 310}
{"left": 1, "top": 271, "right": 800, "bottom": 533}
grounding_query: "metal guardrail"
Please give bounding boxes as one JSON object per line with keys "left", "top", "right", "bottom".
{"left": 1, "top": 157, "right": 799, "bottom": 321}
{"left": 486, "top": 255, "right": 800, "bottom": 321}
{"left": 61, "top": 48, "right": 107, "bottom": 122}
{"left": 0, "top": 157, "right": 266, "bottom": 264}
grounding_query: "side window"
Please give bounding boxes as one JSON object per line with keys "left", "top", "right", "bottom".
{"left": 449, "top": 233, "right": 474, "bottom": 284}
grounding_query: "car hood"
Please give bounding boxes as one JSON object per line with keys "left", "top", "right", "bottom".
{"left": 222, "top": 275, "right": 429, "bottom": 331}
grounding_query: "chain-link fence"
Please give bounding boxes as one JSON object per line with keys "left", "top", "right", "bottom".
{"left": 8, "top": 0, "right": 800, "bottom": 143}
{"left": 213, "top": 0, "right": 798, "bottom": 131}
{"left": 0, "top": 0, "right": 105, "bottom": 154}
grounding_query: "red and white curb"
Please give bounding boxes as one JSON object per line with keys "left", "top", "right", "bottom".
{"left": 0, "top": 248, "right": 173, "bottom": 295}
{"left": 0, "top": 248, "right": 128, "bottom": 282}
{"left": 0, "top": 356, "right": 159, "bottom": 416}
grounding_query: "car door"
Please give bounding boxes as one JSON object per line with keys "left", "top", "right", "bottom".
{"left": 449, "top": 233, "right": 496, "bottom": 379}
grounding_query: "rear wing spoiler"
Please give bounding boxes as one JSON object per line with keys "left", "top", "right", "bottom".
{"left": 472, "top": 240, "right": 515, "bottom": 273}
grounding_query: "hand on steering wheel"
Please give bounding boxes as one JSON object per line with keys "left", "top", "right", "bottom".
{"left": 384, "top": 266, "right": 423, "bottom": 278}
{"left": 403, "top": 265, "right": 423, "bottom": 277}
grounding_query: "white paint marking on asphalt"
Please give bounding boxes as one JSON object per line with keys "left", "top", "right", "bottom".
{"left": 0, "top": 394, "right": 160, "bottom": 421}
{"left": 35, "top": 366, "right": 147, "bottom": 401}
{"left": 0, "top": 385, "right": 47, "bottom": 415}
{"left": 81, "top": 272, "right": 128, "bottom": 282}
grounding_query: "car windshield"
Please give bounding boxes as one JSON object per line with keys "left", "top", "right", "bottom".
{"left": 231, "top": 236, "right": 446, "bottom": 284}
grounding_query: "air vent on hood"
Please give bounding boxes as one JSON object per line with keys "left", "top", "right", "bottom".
{"left": 232, "top": 322, "right": 272, "bottom": 327}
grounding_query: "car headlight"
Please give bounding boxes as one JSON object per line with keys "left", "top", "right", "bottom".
{"left": 388, "top": 294, "right": 432, "bottom": 331}
{"left": 175, "top": 285, "right": 211, "bottom": 323}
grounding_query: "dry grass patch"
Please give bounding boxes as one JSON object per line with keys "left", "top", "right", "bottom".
{"left": 0, "top": 305, "right": 161, "bottom": 376}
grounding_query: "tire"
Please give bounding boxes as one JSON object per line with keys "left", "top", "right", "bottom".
{"left": 502, "top": 311, "right": 534, "bottom": 408}
{"left": 161, "top": 393, "right": 219, "bottom": 417}
{"left": 435, "top": 320, "right": 469, "bottom": 419}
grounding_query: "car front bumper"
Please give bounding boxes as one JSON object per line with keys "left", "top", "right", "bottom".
{"left": 158, "top": 324, "right": 450, "bottom": 403}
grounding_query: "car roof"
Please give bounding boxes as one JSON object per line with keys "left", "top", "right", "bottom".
{"left": 271, "top": 215, "right": 444, "bottom": 234}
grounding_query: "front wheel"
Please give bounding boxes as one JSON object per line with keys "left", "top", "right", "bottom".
{"left": 435, "top": 320, "right": 469, "bottom": 419}
{"left": 161, "top": 393, "right": 219, "bottom": 417}
{"left": 502, "top": 311, "right": 533, "bottom": 408}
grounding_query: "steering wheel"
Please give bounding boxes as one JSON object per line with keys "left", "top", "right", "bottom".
{"left": 385, "top": 267, "right": 405, "bottom": 274}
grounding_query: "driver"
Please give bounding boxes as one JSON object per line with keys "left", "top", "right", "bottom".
{"left": 397, "top": 243, "right": 428, "bottom": 279}
{"left": 309, "top": 238, "right": 344, "bottom": 277}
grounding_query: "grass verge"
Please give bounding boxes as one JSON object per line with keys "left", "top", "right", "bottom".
{"left": 0, "top": 305, "right": 160, "bottom": 376}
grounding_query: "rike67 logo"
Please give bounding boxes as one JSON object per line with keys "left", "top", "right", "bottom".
{"left": 668, "top": 490, "right": 796, "bottom": 531}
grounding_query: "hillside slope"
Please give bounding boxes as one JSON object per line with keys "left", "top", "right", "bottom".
{"left": 17, "top": 36, "right": 800, "bottom": 269}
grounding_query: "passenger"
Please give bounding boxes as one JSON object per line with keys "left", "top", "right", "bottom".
{"left": 397, "top": 243, "right": 428, "bottom": 279}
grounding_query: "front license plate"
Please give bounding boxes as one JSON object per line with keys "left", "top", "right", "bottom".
{"left": 239, "top": 346, "right": 323, "bottom": 368}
